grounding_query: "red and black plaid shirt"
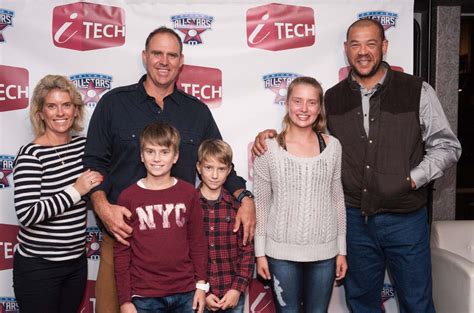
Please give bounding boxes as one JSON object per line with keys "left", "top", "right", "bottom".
{"left": 199, "top": 188, "right": 254, "bottom": 298}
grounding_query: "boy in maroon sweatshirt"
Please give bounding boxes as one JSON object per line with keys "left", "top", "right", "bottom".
{"left": 114, "top": 122, "right": 208, "bottom": 313}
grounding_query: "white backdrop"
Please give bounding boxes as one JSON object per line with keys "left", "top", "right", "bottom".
{"left": 0, "top": 1, "right": 413, "bottom": 312}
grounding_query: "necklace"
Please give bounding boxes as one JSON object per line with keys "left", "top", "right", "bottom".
{"left": 52, "top": 144, "right": 69, "bottom": 165}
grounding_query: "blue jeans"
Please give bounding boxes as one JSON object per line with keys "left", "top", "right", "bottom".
{"left": 204, "top": 294, "right": 245, "bottom": 313}
{"left": 344, "top": 207, "right": 435, "bottom": 313}
{"left": 132, "top": 291, "right": 194, "bottom": 313}
{"left": 267, "top": 256, "right": 336, "bottom": 313}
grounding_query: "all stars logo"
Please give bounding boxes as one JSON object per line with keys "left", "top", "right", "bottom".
{"left": 0, "top": 9, "right": 14, "bottom": 43}
{"left": 381, "top": 283, "right": 396, "bottom": 312}
{"left": 0, "top": 155, "right": 14, "bottom": 189}
{"left": 171, "top": 13, "right": 214, "bottom": 45}
{"left": 0, "top": 297, "right": 19, "bottom": 313}
{"left": 358, "top": 11, "right": 398, "bottom": 30}
{"left": 70, "top": 73, "right": 112, "bottom": 108}
{"left": 263, "top": 73, "right": 299, "bottom": 105}
{"left": 85, "top": 226, "right": 102, "bottom": 260}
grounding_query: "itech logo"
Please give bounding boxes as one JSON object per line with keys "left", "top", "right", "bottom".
{"left": 70, "top": 73, "right": 112, "bottom": 108}
{"left": 172, "top": 13, "right": 214, "bottom": 45}
{"left": 52, "top": 2, "right": 125, "bottom": 51}
{"left": 248, "top": 279, "right": 275, "bottom": 313}
{"left": 358, "top": 11, "right": 398, "bottom": 30}
{"left": 177, "top": 64, "right": 222, "bottom": 109}
{"left": 0, "top": 9, "right": 14, "bottom": 43}
{"left": 338, "top": 65, "right": 404, "bottom": 81}
{"left": 0, "top": 224, "right": 19, "bottom": 271}
{"left": 0, "top": 155, "right": 14, "bottom": 189}
{"left": 247, "top": 3, "right": 315, "bottom": 51}
{"left": 0, "top": 297, "right": 19, "bottom": 313}
{"left": 381, "top": 283, "right": 396, "bottom": 312}
{"left": 0, "top": 65, "right": 28, "bottom": 112}
{"left": 85, "top": 226, "right": 102, "bottom": 260}
{"left": 77, "top": 280, "right": 97, "bottom": 313}
{"left": 263, "top": 73, "right": 299, "bottom": 105}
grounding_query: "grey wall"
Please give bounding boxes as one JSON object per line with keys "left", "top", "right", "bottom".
{"left": 431, "top": 6, "right": 461, "bottom": 220}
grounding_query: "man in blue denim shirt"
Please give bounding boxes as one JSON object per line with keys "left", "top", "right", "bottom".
{"left": 84, "top": 26, "right": 256, "bottom": 313}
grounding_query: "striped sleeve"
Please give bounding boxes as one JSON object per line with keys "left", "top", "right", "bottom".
{"left": 13, "top": 148, "right": 81, "bottom": 227}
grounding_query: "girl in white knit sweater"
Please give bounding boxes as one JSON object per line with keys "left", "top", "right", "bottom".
{"left": 253, "top": 76, "right": 347, "bottom": 313}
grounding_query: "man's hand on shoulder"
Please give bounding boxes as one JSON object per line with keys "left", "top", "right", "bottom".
{"left": 91, "top": 191, "right": 133, "bottom": 245}
{"left": 251, "top": 129, "right": 277, "bottom": 157}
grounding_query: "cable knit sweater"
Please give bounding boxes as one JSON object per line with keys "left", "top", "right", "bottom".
{"left": 253, "top": 137, "right": 346, "bottom": 262}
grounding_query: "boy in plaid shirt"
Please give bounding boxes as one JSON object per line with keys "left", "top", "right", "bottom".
{"left": 196, "top": 139, "right": 254, "bottom": 312}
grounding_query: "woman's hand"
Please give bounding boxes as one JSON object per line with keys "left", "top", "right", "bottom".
{"left": 73, "top": 169, "right": 103, "bottom": 196}
{"left": 256, "top": 256, "right": 271, "bottom": 280}
{"left": 335, "top": 255, "right": 348, "bottom": 281}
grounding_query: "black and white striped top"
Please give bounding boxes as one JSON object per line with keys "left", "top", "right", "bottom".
{"left": 13, "top": 136, "right": 87, "bottom": 261}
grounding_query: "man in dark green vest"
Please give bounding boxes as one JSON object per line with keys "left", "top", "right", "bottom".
{"left": 324, "top": 19, "right": 461, "bottom": 313}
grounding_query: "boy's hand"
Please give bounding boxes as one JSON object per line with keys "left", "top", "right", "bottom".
{"left": 256, "top": 256, "right": 271, "bottom": 280}
{"left": 205, "top": 293, "right": 221, "bottom": 311}
{"left": 193, "top": 289, "right": 206, "bottom": 313}
{"left": 233, "top": 196, "right": 256, "bottom": 245}
{"left": 218, "top": 289, "right": 241, "bottom": 310}
{"left": 120, "top": 302, "right": 137, "bottom": 313}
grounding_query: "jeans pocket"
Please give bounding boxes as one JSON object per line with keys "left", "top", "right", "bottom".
{"left": 132, "top": 297, "right": 155, "bottom": 310}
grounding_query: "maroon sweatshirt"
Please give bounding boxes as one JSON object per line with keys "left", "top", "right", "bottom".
{"left": 114, "top": 179, "right": 208, "bottom": 305}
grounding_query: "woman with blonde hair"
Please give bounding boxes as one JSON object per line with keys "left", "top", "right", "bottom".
{"left": 12, "top": 75, "right": 102, "bottom": 313}
{"left": 253, "top": 76, "right": 347, "bottom": 313}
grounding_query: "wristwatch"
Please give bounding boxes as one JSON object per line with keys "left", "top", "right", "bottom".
{"left": 196, "top": 282, "right": 210, "bottom": 293}
{"left": 237, "top": 189, "right": 254, "bottom": 203}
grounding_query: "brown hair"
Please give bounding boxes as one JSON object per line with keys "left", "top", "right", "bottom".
{"left": 140, "top": 122, "right": 181, "bottom": 154}
{"left": 145, "top": 26, "right": 183, "bottom": 54}
{"left": 277, "top": 76, "right": 327, "bottom": 149}
{"left": 29, "top": 75, "right": 85, "bottom": 137}
{"left": 197, "top": 139, "right": 233, "bottom": 167}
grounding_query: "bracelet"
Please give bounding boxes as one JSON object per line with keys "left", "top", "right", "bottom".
{"left": 236, "top": 189, "right": 254, "bottom": 203}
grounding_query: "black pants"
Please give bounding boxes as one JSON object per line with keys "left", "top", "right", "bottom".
{"left": 13, "top": 251, "right": 87, "bottom": 313}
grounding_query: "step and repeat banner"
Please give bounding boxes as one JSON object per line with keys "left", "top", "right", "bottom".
{"left": 0, "top": 0, "right": 412, "bottom": 312}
